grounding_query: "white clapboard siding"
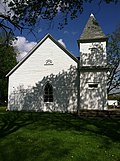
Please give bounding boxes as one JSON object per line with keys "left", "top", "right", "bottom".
{"left": 7, "top": 35, "right": 78, "bottom": 112}
{"left": 79, "top": 40, "right": 108, "bottom": 110}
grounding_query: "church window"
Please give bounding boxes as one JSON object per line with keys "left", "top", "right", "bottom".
{"left": 44, "top": 82, "right": 53, "bottom": 102}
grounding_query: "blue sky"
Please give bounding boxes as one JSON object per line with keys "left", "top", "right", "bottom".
{"left": 2, "top": 1, "right": 120, "bottom": 60}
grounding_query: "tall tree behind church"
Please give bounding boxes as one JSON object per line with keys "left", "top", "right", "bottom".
{"left": 0, "top": 31, "right": 17, "bottom": 104}
{"left": 107, "top": 26, "right": 120, "bottom": 94}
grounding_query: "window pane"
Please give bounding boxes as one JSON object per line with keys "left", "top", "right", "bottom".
{"left": 49, "top": 98, "right": 53, "bottom": 102}
{"left": 44, "top": 83, "right": 53, "bottom": 102}
{"left": 44, "top": 91, "right": 48, "bottom": 95}
{"left": 44, "top": 96, "right": 48, "bottom": 102}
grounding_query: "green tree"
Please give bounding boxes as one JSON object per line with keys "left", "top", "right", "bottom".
{"left": 108, "top": 94, "right": 120, "bottom": 102}
{"left": 0, "top": 32, "right": 17, "bottom": 104}
{"left": 0, "top": 0, "right": 119, "bottom": 36}
{"left": 107, "top": 26, "right": 120, "bottom": 94}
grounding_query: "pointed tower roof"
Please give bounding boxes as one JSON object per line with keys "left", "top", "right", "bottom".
{"left": 78, "top": 13, "right": 108, "bottom": 42}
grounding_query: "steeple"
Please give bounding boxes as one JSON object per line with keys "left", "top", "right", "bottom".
{"left": 78, "top": 13, "right": 107, "bottom": 42}
{"left": 78, "top": 14, "right": 108, "bottom": 111}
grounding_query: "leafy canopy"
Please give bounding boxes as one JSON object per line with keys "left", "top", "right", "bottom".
{"left": 107, "top": 26, "right": 120, "bottom": 93}
{"left": 0, "top": 31, "right": 17, "bottom": 102}
{"left": 0, "top": 0, "right": 119, "bottom": 36}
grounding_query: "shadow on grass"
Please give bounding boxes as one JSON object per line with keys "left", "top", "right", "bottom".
{"left": 0, "top": 135, "right": 71, "bottom": 161}
{"left": 0, "top": 111, "right": 33, "bottom": 137}
{"left": 0, "top": 111, "right": 120, "bottom": 161}
{"left": 0, "top": 111, "right": 120, "bottom": 143}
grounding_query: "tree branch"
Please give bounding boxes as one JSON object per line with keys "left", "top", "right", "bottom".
{"left": 0, "top": 14, "right": 22, "bottom": 31}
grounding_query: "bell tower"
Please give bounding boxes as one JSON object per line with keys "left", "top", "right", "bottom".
{"left": 78, "top": 14, "right": 108, "bottom": 110}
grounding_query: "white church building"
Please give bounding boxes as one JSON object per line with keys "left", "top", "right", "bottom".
{"left": 6, "top": 14, "right": 108, "bottom": 112}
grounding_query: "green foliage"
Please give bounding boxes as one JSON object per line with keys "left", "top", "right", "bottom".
{"left": 0, "top": 45, "right": 17, "bottom": 78}
{"left": 0, "top": 112, "right": 120, "bottom": 161}
{"left": 0, "top": 32, "right": 17, "bottom": 103}
{"left": 107, "top": 26, "right": 120, "bottom": 93}
{"left": 0, "top": 0, "right": 119, "bottom": 36}
{"left": 108, "top": 94, "right": 120, "bottom": 102}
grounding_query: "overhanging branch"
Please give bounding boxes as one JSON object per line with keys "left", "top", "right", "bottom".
{"left": 0, "top": 14, "right": 22, "bottom": 31}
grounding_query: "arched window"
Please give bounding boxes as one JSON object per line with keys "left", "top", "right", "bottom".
{"left": 90, "top": 47, "right": 98, "bottom": 54}
{"left": 44, "top": 82, "right": 53, "bottom": 102}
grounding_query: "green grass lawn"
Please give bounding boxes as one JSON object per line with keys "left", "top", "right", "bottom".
{"left": 0, "top": 106, "right": 120, "bottom": 161}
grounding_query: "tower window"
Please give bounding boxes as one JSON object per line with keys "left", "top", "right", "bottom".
{"left": 88, "top": 83, "right": 98, "bottom": 88}
{"left": 44, "top": 82, "right": 53, "bottom": 102}
{"left": 90, "top": 47, "right": 98, "bottom": 54}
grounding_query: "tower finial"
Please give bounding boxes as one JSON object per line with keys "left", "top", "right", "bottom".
{"left": 90, "top": 13, "right": 94, "bottom": 17}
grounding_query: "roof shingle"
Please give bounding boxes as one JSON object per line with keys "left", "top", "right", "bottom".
{"left": 79, "top": 14, "right": 107, "bottom": 41}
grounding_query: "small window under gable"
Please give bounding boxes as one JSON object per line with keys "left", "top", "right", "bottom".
{"left": 44, "top": 59, "right": 53, "bottom": 65}
{"left": 44, "top": 82, "right": 53, "bottom": 102}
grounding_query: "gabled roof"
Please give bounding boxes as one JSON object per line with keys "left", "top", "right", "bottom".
{"left": 78, "top": 13, "right": 108, "bottom": 43}
{"left": 6, "top": 34, "right": 78, "bottom": 77}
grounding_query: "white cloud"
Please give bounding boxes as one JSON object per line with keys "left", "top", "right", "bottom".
{"left": 0, "top": 0, "right": 25, "bottom": 17}
{"left": 116, "top": 64, "right": 120, "bottom": 72}
{"left": 13, "top": 36, "right": 37, "bottom": 61}
{"left": 13, "top": 36, "right": 66, "bottom": 62}
{"left": 58, "top": 39, "right": 66, "bottom": 48}
{"left": 64, "top": 31, "right": 69, "bottom": 34}
{"left": 56, "top": 1, "right": 61, "bottom": 13}
{"left": 57, "top": 1, "right": 69, "bottom": 13}
{"left": 0, "top": 0, "right": 16, "bottom": 20}
{"left": 38, "top": 28, "right": 42, "bottom": 33}
{"left": 72, "top": 31, "right": 77, "bottom": 36}
{"left": 0, "top": 0, "right": 14, "bottom": 13}
{"left": 0, "top": 0, "right": 8, "bottom": 13}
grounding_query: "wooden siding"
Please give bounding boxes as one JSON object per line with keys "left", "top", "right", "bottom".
{"left": 8, "top": 37, "right": 78, "bottom": 112}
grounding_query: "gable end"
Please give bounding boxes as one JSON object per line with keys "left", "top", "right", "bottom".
{"left": 6, "top": 34, "right": 78, "bottom": 77}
